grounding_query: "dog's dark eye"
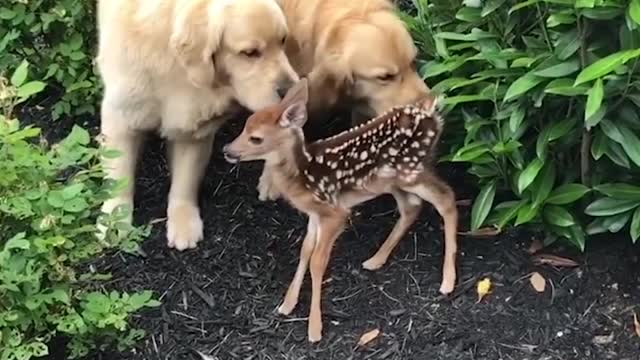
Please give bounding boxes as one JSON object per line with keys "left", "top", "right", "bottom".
{"left": 249, "top": 136, "right": 263, "bottom": 145}
{"left": 242, "top": 49, "right": 262, "bottom": 58}
{"left": 377, "top": 73, "right": 396, "bottom": 82}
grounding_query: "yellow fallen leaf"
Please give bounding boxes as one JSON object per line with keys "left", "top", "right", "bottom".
{"left": 634, "top": 313, "right": 640, "bottom": 338}
{"left": 476, "top": 277, "right": 492, "bottom": 302}
{"left": 530, "top": 272, "right": 546, "bottom": 293}
{"left": 357, "top": 328, "right": 381, "bottom": 346}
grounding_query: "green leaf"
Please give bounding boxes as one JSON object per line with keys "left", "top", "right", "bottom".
{"left": 63, "top": 198, "right": 89, "bottom": 213}
{"left": 585, "top": 198, "right": 640, "bottom": 216}
{"left": 630, "top": 0, "right": 640, "bottom": 26}
{"left": 576, "top": 0, "right": 595, "bottom": 7}
{"left": 619, "top": 129, "right": 640, "bottom": 167}
{"left": 515, "top": 202, "right": 539, "bottom": 225}
{"left": 574, "top": 49, "right": 640, "bottom": 85}
{"left": 471, "top": 181, "right": 497, "bottom": 231}
{"left": 509, "top": 0, "right": 541, "bottom": 14}
{"left": 567, "top": 225, "right": 586, "bottom": 252}
{"left": 631, "top": 207, "right": 640, "bottom": 242}
{"left": 482, "top": 0, "right": 507, "bottom": 16}
{"left": 532, "top": 162, "right": 556, "bottom": 205}
{"left": 594, "top": 183, "right": 640, "bottom": 200}
{"left": 544, "top": 205, "right": 576, "bottom": 227}
{"left": 504, "top": 73, "right": 545, "bottom": 102}
{"left": 47, "top": 191, "right": 65, "bottom": 208}
{"left": 62, "top": 183, "right": 84, "bottom": 200}
{"left": 585, "top": 78, "right": 604, "bottom": 124}
{"left": 534, "top": 59, "right": 580, "bottom": 78}
{"left": 17, "top": 81, "right": 46, "bottom": 99}
{"left": 509, "top": 105, "right": 526, "bottom": 133}
{"left": 603, "top": 212, "right": 631, "bottom": 233}
{"left": 11, "top": 59, "right": 29, "bottom": 87}
{"left": 451, "top": 142, "right": 491, "bottom": 162}
{"left": 546, "top": 184, "right": 591, "bottom": 205}
{"left": 555, "top": 30, "right": 581, "bottom": 60}
{"left": 517, "top": 158, "right": 544, "bottom": 193}
{"left": 545, "top": 78, "right": 589, "bottom": 96}
{"left": 585, "top": 104, "right": 607, "bottom": 129}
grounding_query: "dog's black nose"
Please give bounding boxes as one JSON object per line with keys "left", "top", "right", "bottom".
{"left": 276, "top": 77, "right": 295, "bottom": 99}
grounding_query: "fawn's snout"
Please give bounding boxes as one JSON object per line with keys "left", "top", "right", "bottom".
{"left": 222, "top": 143, "right": 240, "bottom": 163}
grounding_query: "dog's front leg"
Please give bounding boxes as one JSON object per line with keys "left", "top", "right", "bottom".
{"left": 165, "top": 136, "right": 214, "bottom": 250}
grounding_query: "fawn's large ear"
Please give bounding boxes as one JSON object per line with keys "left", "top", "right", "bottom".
{"left": 420, "top": 93, "right": 444, "bottom": 116}
{"left": 169, "top": 1, "right": 226, "bottom": 88}
{"left": 279, "top": 80, "right": 308, "bottom": 128}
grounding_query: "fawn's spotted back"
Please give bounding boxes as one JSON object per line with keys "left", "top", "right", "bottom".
{"left": 301, "top": 98, "right": 443, "bottom": 203}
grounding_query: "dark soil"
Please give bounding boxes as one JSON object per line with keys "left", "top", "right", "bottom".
{"left": 27, "top": 99, "right": 640, "bottom": 360}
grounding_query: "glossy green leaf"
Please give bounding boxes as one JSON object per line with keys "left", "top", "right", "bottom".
{"left": 554, "top": 30, "right": 581, "bottom": 60}
{"left": 509, "top": 105, "right": 526, "bottom": 133}
{"left": 594, "top": 183, "right": 640, "bottom": 200}
{"left": 10, "top": 59, "right": 29, "bottom": 87}
{"left": 585, "top": 104, "right": 607, "bottom": 129}
{"left": 603, "top": 212, "right": 631, "bottom": 233}
{"left": 482, "top": 0, "right": 507, "bottom": 17}
{"left": 509, "top": 0, "right": 541, "bottom": 14}
{"left": 575, "top": 0, "right": 595, "bottom": 7}
{"left": 534, "top": 59, "right": 580, "bottom": 78}
{"left": 504, "top": 73, "right": 545, "bottom": 102}
{"left": 604, "top": 141, "right": 631, "bottom": 168}
{"left": 630, "top": 0, "right": 640, "bottom": 26}
{"left": 631, "top": 207, "right": 640, "bottom": 242}
{"left": 515, "top": 203, "right": 539, "bottom": 225}
{"left": 585, "top": 198, "right": 640, "bottom": 216}
{"left": 585, "top": 78, "right": 604, "bottom": 124}
{"left": 532, "top": 162, "right": 556, "bottom": 205}
{"left": 518, "top": 158, "right": 544, "bottom": 193}
{"left": 544, "top": 78, "right": 589, "bottom": 96}
{"left": 574, "top": 49, "right": 640, "bottom": 85}
{"left": 567, "top": 225, "right": 586, "bottom": 252}
{"left": 546, "top": 183, "right": 591, "bottom": 205}
{"left": 471, "top": 181, "right": 497, "bottom": 231}
{"left": 544, "top": 205, "right": 576, "bottom": 227}
{"left": 451, "top": 142, "right": 491, "bottom": 162}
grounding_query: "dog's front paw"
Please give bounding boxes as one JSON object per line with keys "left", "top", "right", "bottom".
{"left": 167, "top": 202, "right": 203, "bottom": 251}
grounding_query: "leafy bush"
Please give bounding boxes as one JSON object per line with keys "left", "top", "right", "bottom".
{"left": 403, "top": 0, "right": 640, "bottom": 250}
{"left": 0, "top": 62, "right": 157, "bottom": 360}
{"left": 0, "top": 0, "right": 99, "bottom": 120}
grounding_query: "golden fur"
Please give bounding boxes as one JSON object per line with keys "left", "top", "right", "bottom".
{"left": 279, "top": 0, "right": 429, "bottom": 121}
{"left": 96, "top": 0, "right": 298, "bottom": 250}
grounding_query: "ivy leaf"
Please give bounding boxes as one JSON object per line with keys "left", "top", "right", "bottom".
{"left": 471, "top": 181, "right": 496, "bottom": 231}
{"left": 585, "top": 198, "right": 640, "bottom": 217}
{"left": 546, "top": 184, "right": 591, "bottom": 205}
{"left": 518, "top": 158, "right": 544, "bottom": 193}
{"left": 585, "top": 78, "right": 604, "bottom": 125}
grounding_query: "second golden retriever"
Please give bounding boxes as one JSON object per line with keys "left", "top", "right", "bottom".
{"left": 256, "top": 0, "right": 429, "bottom": 200}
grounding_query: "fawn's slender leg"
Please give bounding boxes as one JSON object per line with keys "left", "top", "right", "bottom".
{"left": 308, "top": 211, "right": 347, "bottom": 343}
{"left": 278, "top": 215, "right": 318, "bottom": 315}
{"left": 362, "top": 190, "right": 423, "bottom": 271}
{"left": 402, "top": 173, "right": 458, "bottom": 294}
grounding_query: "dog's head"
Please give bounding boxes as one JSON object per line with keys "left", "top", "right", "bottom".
{"left": 169, "top": 0, "right": 299, "bottom": 111}
{"left": 310, "top": 5, "right": 428, "bottom": 118}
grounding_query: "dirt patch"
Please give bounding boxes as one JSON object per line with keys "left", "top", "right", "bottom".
{"left": 40, "top": 112, "right": 634, "bottom": 360}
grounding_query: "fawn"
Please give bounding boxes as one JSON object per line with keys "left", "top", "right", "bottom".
{"left": 223, "top": 78, "right": 458, "bottom": 343}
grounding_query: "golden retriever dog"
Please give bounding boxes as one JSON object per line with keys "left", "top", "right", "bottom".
{"left": 279, "top": 0, "right": 429, "bottom": 121}
{"left": 96, "top": 0, "right": 298, "bottom": 250}
{"left": 255, "top": 0, "right": 429, "bottom": 201}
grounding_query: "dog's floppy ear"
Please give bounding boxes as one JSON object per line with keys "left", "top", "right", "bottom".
{"left": 306, "top": 26, "right": 354, "bottom": 112}
{"left": 169, "top": 1, "right": 227, "bottom": 88}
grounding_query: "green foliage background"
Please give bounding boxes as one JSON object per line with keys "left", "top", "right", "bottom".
{"left": 403, "top": 0, "right": 640, "bottom": 250}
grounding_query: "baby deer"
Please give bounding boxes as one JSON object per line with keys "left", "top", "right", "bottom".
{"left": 223, "top": 79, "right": 458, "bottom": 343}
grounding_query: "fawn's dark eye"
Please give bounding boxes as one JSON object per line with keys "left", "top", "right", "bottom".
{"left": 241, "top": 49, "right": 262, "bottom": 58}
{"left": 377, "top": 73, "right": 396, "bottom": 82}
{"left": 249, "top": 136, "right": 263, "bottom": 145}
{"left": 281, "top": 36, "right": 287, "bottom": 45}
